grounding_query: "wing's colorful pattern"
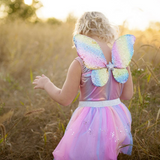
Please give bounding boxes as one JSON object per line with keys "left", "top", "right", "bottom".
{"left": 91, "top": 69, "right": 109, "bottom": 87}
{"left": 112, "top": 68, "right": 129, "bottom": 83}
{"left": 73, "top": 34, "right": 135, "bottom": 87}
{"left": 73, "top": 34, "right": 107, "bottom": 69}
{"left": 112, "top": 34, "right": 135, "bottom": 68}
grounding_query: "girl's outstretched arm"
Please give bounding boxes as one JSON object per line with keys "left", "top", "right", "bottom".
{"left": 32, "top": 60, "right": 81, "bottom": 106}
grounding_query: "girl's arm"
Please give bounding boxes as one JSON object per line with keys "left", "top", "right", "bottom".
{"left": 32, "top": 60, "right": 82, "bottom": 106}
{"left": 120, "top": 66, "right": 133, "bottom": 100}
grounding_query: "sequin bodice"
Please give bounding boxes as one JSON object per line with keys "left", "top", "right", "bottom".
{"left": 75, "top": 57, "right": 124, "bottom": 101}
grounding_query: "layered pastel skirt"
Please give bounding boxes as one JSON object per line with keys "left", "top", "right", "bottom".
{"left": 53, "top": 98, "right": 133, "bottom": 160}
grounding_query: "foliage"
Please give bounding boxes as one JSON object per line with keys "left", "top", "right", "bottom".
{"left": 47, "top": 17, "right": 62, "bottom": 25}
{"left": 0, "top": 0, "right": 42, "bottom": 21}
{"left": 149, "top": 21, "right": 160, "bottom": 31}
{"left": 66, "top": 12, "right": 77, "bottom": 23}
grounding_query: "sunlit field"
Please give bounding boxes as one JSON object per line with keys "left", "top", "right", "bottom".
{"left": 0, "top": 19, "right": 160, "bottom": 160}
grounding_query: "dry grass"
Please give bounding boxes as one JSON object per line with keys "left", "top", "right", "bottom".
{"left": 0, "top": 20, "right": 160, "bottom": 160}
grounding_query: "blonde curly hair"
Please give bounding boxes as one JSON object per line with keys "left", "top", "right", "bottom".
{"left": 73, "top": 12, "right": 119, "bottom": 45}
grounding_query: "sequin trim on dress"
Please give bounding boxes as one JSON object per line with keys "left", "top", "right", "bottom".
{"left": 78, "top": 98, "right": 121, "bottom": 107}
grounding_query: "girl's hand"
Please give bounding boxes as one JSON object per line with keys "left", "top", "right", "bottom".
{"left": 32, "top": 74, "right": 51, "bottom": 90}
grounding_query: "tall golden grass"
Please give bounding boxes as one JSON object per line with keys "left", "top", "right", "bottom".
{"left": 0, "top": 20, "right": 160, "bottom": 159}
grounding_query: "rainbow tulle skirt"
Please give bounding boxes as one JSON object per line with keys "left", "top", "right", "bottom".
{"left": 53, "top": 98, "right": 133, "bottom": 160}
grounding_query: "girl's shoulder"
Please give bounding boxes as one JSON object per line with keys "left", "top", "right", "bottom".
{"left": 74, "top": 57, "right": 91, "bottom": 74}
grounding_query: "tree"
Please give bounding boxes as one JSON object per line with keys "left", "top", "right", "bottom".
{"left": 0, "top": 0, "right": 42, "bottom": 21}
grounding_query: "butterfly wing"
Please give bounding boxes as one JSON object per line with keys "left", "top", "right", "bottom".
{"left": 111, "top": 34, "right": 135, "bottom": 83}
{"left": 91, "top": 69, "right": 109, "bottom": 87}
{"left": 73, "top": 34, "right": 107, "bottom": 69}
{"left": 112, "top": 68, "right": 129, "bottom": 83}
{"left": 112, "top": 34, "right": 135, "bottom": 68}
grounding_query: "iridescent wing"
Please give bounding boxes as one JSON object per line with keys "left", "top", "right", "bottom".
{"left": 111, "top": 34, "right": 135, "bottom": 83}
{"left": 73, "top": 34, "right": 107, "bottom": 69}
{"left": 112, "top": 34, "right": 135, "bottom": 68}
{"left": 112, "top": 68, "right": 129, "bottom": 83}
{"left": 91, "top": 69, "right": 109, "bottom": 87}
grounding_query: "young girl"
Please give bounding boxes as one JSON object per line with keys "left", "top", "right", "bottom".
{"left": 33, "top": 12, "right": 135, "bottom": 160}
